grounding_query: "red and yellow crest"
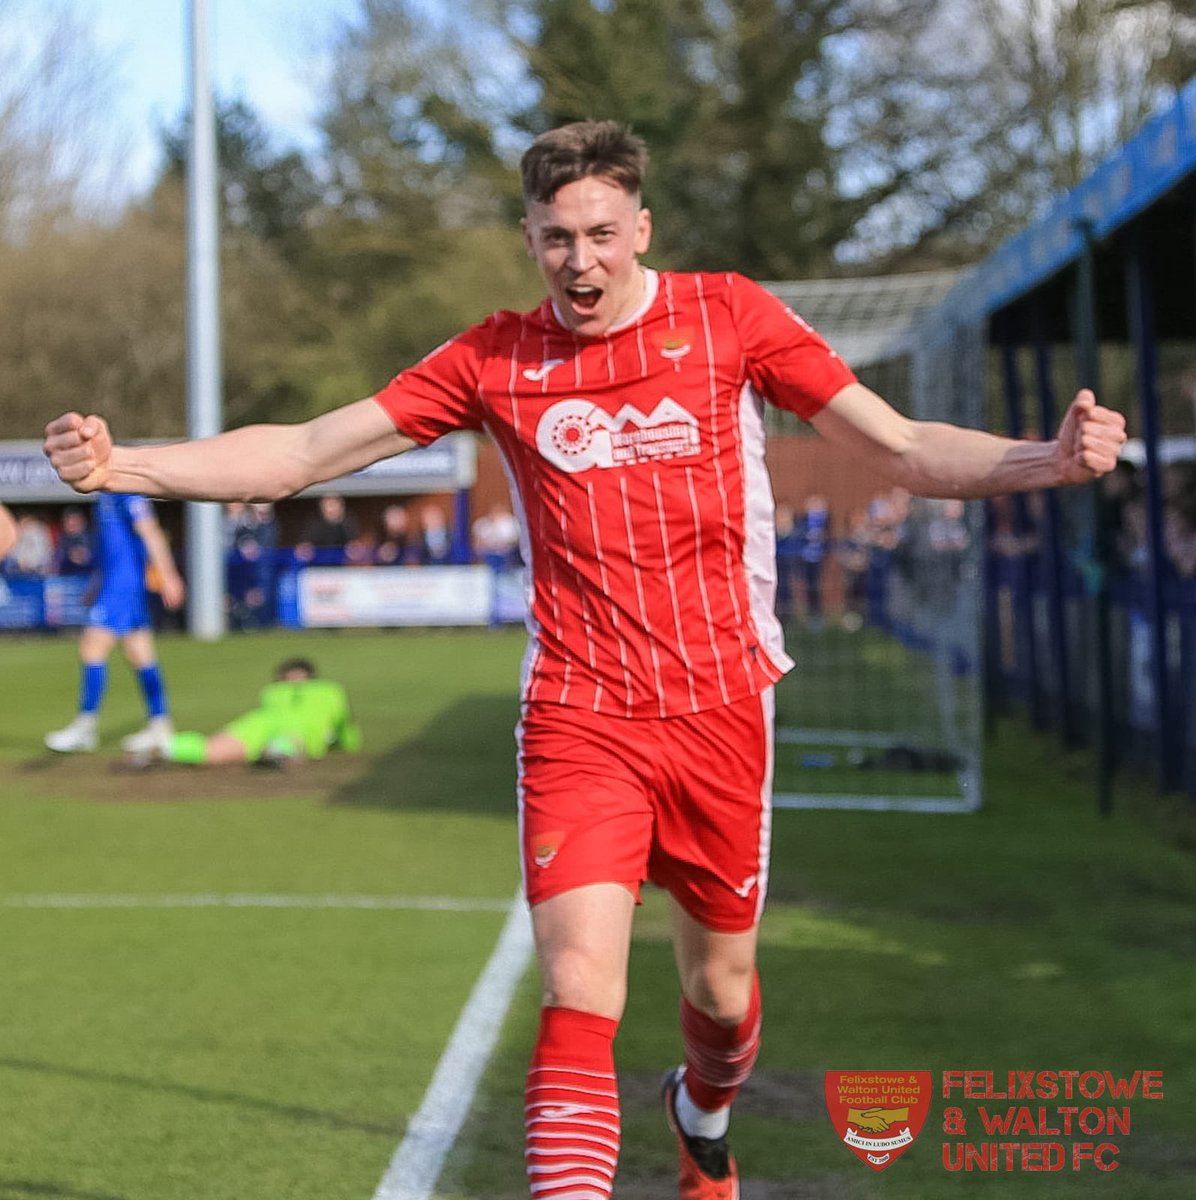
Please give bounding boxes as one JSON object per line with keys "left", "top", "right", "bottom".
{"left": 651, "top": 326, "right": 694, "bottom": 360}
{"left": 824, "top": 1071, "right": 931, "bottom": 1171}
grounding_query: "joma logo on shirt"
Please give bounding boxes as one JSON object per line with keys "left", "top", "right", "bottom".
{"left": 535, "top": 398, "right": 701, "bottom": 474}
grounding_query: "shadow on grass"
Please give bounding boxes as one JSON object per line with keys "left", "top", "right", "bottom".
{"left": 0, "top": 1182, "right": 126, "bottom": 1200}
{"left": 331, "top": 694, "right": 520, "bottom": 817}
{"left": 0, "top": 1056, "right": 396, "bottom": 1138}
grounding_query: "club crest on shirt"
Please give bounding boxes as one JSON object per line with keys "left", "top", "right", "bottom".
{"left": 651, "top": 326, "right": 694, "bottom": 360}
{"left": 535, "top": 397, "right": 701, "bottom": 474}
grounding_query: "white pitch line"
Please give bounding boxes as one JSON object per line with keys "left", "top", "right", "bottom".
{"left": 0, "top": 894, "right": 513, "bottom": 913}
{"left": 372, "top": 894, "right": 535, "bottom": 1200}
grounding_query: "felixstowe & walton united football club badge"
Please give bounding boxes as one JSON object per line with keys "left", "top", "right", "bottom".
{"left": 824, "top": 1071, "right": 932, "bottom": 1171}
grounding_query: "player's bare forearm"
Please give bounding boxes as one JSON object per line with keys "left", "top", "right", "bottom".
{"left": 45, "top": 399, "right": 415, "bottom": 501}
{"left": 106, "top": 426, "right": 317, "bottom": 501}
{"left": 0, "top": 503, "right": 16, "bottom": 559}
{"left": 884, "top": 422, "right": 1065, "bottom": 498}
{"left": 812, "top": 383, "right": 1125, "bottom": 498}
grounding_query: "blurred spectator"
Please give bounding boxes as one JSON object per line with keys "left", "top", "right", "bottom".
{"left": 9, "top": 513, "right": 54, "bottom": 576}
{"left": 796, "top": 493, "right": 830, "bottom": 629}
{"left": 53, "top": 506, "right": 95, "bottom": 576}
{"left": 866, "top": 487, "right": 912, "bottom": 631}
{"left": 986, "top": 493, "right": 1039, "bottom": 560}
{"left": 472, "top": 503, "right": 521, "bottom": 569}
{"left": 376, "top": 503, "right": 415, "bottom": 565}
{"left": 773, "top": 503, "right": 800, "bottom": 622}
{"left": 226, "top": 501, "right": 278, "bottom": 629}
{"left": 1163, "top": 461, "right": 1196, "bottom": 579}
{"left": 295, "top": 494, "right": 361, "bottom": 563}
{"left": 927, "top": 497, "right": 970, "bottom": 557}
{"left": 1164, "top": 506, "right": 1196, "bottom": 578}
{"left": 835, "top": 508, "right": 871, "bottom": 631}
{"left": 344, "top": 529, "right": 377, "bottom": 565}
{"left": 416, "top": 503, "right": 453, "bottom": 565}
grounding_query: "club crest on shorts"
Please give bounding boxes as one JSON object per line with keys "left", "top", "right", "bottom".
{"left": 532, "top": 830, "right": 564, "bottom": 868}
{"left": 824, "top": 1071, "right": 931, "bottom": 1171}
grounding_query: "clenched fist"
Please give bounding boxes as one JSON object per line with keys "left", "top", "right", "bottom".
{"left": 1055, "top": 389, "right": 1127, "bottom": 485}
{"left": 44, "top": 412, "right": 114, "bottom": 493}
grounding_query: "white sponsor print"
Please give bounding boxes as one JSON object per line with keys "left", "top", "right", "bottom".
{"left": 523, "top": 358, "right": 567, "bottom": 382}
{"left": 535, "top": 397, "right": 701, "bottom": 474}
{"left": 733, "top": 874, "right": 758, "bottom": 898}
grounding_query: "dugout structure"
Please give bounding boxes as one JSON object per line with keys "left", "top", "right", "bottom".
{"left": 762, "top": 273, "right": 986, "bottom": 813}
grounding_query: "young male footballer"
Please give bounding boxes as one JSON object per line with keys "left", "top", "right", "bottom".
{"left": 45, "top": 120, "right": 1126, "bottom": 1200}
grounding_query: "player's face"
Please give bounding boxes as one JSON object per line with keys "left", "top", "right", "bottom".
{"left": 522, "top": 176, "right": 652, "bottom": 336}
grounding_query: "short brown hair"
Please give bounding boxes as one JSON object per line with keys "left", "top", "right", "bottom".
{"left": 520, "top": 120, "right": 648, "bottom": 205}
{"left": 274, "top": 657, "right": 317, "bottom": 681}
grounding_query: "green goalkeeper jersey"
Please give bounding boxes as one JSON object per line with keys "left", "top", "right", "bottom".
{"left": 255, "top": 679, "right": 363, "bottom": 758}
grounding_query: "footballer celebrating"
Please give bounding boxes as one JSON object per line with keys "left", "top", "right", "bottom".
{"left": 45, "top": 121, "right": 1126, "bottom": 1200}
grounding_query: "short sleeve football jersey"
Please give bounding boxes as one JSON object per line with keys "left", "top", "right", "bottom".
{"left": 375, "top": 270, "right": 855, "bottom": 717}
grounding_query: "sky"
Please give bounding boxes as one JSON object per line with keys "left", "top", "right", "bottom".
{"left": 65, "top": 0, "right": 360, "bottom": 196}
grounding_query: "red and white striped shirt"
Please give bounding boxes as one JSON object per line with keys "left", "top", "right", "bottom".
{"left": 374, "top": 270, "right": 855, "bottom": 717}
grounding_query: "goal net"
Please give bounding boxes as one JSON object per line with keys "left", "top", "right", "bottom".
{"left": 763, "top": 273, "right": 986, "bottom": 812}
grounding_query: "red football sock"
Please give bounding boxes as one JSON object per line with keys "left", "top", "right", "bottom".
{"left": 679, "top": 971, "right": 762, "bottom": 1112}
{"left": 525, "top": 1006, "right": 620, "bottom": 1199}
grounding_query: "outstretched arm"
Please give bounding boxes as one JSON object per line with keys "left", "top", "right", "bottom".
{"left": 811, "top": 383, "right": 1126, "bottom": 498}
{"left": 44, "top": 398, "right": 414, "bottom": 502}
{"left": 0, "top": 503, "right": 16, "bottom": 559}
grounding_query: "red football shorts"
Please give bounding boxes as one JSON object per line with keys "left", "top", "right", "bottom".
{"left": 517, "top": 689, "right": 774, "bottom": 932}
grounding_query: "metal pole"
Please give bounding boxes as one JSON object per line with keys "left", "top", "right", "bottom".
{"left": 1124, "top": 222, "right": 1176, "bottom": 790}
{"left": 185, "top": 0, "right": 226, "bottom": 640}
{"left": 1030, "top": 300, "right": 1076, "bottom": 746}
{"left": 997, "top": 320, "right": 1045, "bottom": 729}
{"left": 1073, "top": 219, "right": 1114, "bottom": 815}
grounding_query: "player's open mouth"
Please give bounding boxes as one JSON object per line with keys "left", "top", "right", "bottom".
{"left": 566, "top": 284, "right": 602, "bottom": 312}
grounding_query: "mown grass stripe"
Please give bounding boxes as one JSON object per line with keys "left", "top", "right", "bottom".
{"left": 0, "top": 894, "right": 513, "bottom": 912}
{"left": 372, "top": 895, "right": 535, "bottom": 1200}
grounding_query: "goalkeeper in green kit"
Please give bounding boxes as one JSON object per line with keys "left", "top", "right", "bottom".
{"left": 130, "top": 657, "right": 362, "bottom": 768}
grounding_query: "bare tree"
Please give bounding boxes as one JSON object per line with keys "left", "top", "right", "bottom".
{"left": 0, "top": 0, "right": 123, "bottom": 241}
{"left": 833, "top": 0, "right": 1196, "bottom": 266}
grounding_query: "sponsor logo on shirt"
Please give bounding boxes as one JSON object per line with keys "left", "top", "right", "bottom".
{"left": 536, "top": 398, "right": 701, "bottom": 474}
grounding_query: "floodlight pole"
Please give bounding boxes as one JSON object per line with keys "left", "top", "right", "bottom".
{"left": 185, "top": 0, "right": 226, "bottom": 640}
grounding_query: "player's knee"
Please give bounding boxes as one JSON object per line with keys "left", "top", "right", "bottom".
{"left": 539, "top": 947, "right": 626, "bottom": 1020}
{"left": 681, "top": 958, "right": 756, "bottom": 1024}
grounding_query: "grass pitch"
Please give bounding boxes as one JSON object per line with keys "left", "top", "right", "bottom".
{"left": 2, "top": 627, "right": 1194, "bottom": 1198}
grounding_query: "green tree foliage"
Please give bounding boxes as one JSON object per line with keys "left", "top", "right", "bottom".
{"left": 159, "top": 98, "right": 322, "bottom": 266}
{"left": 301, "top": 0, "right": 542, "bottom": 380}
{"left": 497, "top": 0, "right": 891, "bottom": 277}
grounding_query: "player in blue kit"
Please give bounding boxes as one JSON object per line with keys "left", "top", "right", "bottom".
{"left": 45, "top": 493, "right": 185, "bottom": 754}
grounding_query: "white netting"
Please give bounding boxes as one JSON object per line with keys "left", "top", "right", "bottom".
{"left": 763, "top": 274, "right": 986, "bottom": 812}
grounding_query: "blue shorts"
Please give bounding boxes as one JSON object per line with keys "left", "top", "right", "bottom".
{"left": 87, "top": 577, "right": 150, "bottom": 635}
